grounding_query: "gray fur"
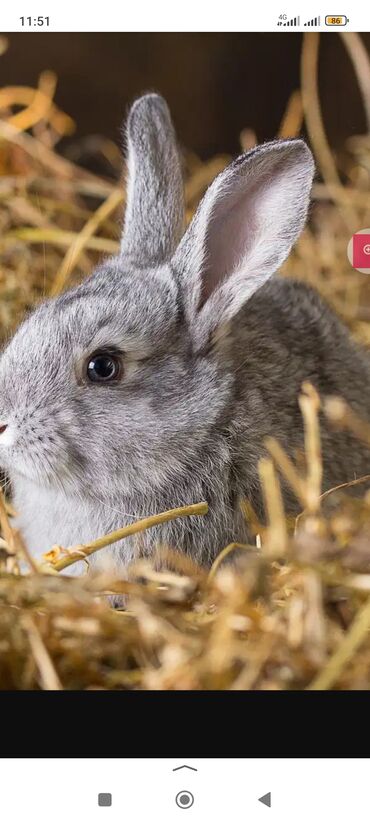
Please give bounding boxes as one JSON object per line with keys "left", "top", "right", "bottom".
{"left": 121, "top": 94, "right": 184, "bottom": 264}
{"left": 0, "top": 93, "right": 369, "bottom": 576}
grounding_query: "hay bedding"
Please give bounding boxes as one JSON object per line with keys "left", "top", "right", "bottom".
{"left": 0, "top": 32, "right": 370, "bottom": 690}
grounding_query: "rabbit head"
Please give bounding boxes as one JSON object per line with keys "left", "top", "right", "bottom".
{"left": 0, "top": 94, "right": 314, "bottom": 505}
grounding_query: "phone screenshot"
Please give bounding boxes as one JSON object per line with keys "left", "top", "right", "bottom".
{"left": 0, "top": 0, "right": 369, "bottom": 813}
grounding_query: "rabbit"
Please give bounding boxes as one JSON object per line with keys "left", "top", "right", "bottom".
{"left": 0, "top": 92, "right": 370, "bottom": 579}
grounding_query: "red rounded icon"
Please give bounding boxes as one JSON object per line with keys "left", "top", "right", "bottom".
{"left": 347, "top": 228, "right": 370, "bottom": 273}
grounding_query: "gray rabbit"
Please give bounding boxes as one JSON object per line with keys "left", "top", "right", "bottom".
{"left": 0, "top": 93, "right": 369, "bottom": 575}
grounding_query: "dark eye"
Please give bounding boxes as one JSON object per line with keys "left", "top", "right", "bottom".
{"left": 86, "top": 352, "right": 121, "bottom": 383}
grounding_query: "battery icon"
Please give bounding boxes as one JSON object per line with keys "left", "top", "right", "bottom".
{"left": 325, "top": 15, "right": 349, "bottom": 25}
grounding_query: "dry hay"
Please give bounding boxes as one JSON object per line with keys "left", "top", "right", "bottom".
{"left": 0, "top": 33, "right": 370, "bottom": 690}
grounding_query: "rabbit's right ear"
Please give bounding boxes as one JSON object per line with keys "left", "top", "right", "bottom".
{"left": 121, "top": 94, "right": 185, "bottom": 266}
{"left": 172, "top": 139, "right": 314, "bottom": 351}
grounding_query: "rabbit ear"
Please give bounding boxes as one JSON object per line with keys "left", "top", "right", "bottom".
{"left": 121, "top": 94, "right": 185, "bottom": 265}
{"left": 172, "top": 139, "right": 314, "bottom": 350}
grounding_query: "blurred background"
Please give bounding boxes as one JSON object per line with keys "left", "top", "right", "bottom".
{"left": 0, "top": 32, "right": 370, "bottom": 342}
{"left": 1, "top": 32, "right": 370, "bottom": 158}
{"left": 1, "top": 33, "right": 370, "bottom": 689}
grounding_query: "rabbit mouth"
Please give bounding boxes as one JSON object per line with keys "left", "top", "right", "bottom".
{"left": 10, "top": 459, "right": 67, "bottom": 488}
{"left": 1, "top": 440, "right": 75, "bottom": 490}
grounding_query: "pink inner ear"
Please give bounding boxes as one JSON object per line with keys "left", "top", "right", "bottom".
{"left": 199, "top": 178, "right": 261, "bottom": 307}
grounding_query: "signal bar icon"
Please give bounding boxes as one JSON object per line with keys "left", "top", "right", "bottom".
{"left": 277, "top": 15, "right": 300, "bottom": 26}
{"left": 304, "top": 15, "right": 321, "bottom": 25}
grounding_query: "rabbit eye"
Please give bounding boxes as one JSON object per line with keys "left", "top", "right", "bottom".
{"left": 86, "top": 351, "right": 121, "bottom": 384}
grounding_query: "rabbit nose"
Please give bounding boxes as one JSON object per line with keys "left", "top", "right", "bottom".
{"left": 0, "top": 424, "right": 7, "bottom": 434}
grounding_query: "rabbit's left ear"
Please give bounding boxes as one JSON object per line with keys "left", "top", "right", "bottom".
{"left": 121, "top": 94, "right": 185, "bottom": 265}
{"left": 172, "top": 139, "right": 314, "bottom": 350}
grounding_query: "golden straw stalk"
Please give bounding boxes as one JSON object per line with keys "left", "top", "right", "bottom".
{"left": 43, "top": 502, "right": 209, "bottom": 572}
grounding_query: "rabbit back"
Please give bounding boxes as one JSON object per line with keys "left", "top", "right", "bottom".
{"left": 229, "top": 275, "right": 370, "bottom": 517}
